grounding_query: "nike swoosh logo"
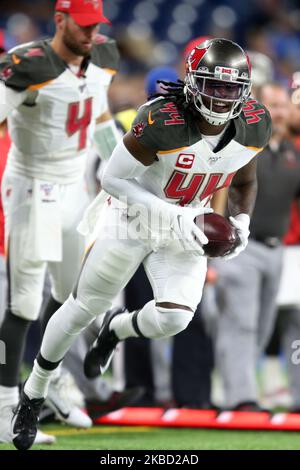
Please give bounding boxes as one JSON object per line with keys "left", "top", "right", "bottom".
{"left": 45, "top": 398, "right": 70, "bottom": 420}
{"left": 12, "top": 54, "right": 21, "bottom": 65}
{"left": 148, "top": 111, "right": 155, "bottom": 125}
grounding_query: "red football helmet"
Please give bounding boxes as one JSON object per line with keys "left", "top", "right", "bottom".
{"left": 185, "top": 38, "right": 252, "bottom": 125}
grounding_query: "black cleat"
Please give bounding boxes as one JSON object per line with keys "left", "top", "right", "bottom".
{"left": 12, "top": 387, "right": 45, "bottom": 451}
{"left": 86, "top": 386, "right": 145, "bottom": 420}
{"left": 84, "top": 307, "right": 126, "bottom": 379}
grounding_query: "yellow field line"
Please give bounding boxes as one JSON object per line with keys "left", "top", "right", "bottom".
{"left": 48, "top": 426, "right": 156, "bottom": 437}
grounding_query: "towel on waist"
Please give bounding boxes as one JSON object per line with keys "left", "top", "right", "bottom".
{"left": 24, "top": 179, "right": 62, "bottom": 262}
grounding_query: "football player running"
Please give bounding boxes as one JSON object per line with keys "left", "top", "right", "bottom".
{"left": 12, "top": 38, "right": 271, "bottom": 450}
{"left": 0, "top": 0, "right": 121, "bottom": 445}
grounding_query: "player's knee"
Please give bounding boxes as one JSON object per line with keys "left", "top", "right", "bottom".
{"left": 156, "top": 304, "right": 194, "bottom": 337}
{"left": 64, "top": 296, "right": 95, "bottom": 331}
{"left": 50, "top": 295, "right": 96, "bottom": 336}
{"left": 76, "top": 289, "right": 112, "bottom": 317}
{"left": 51, "top": 285, "right": 71, "bottom": 304}
{"left": 12, "top": 293, "right": 43, "bottom": 321}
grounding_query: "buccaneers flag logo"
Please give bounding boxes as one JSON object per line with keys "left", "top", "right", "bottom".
{"left": 132, "top": 122, "right": 145, "bottom": 138}
{"left": 0, "top": 65, "right": 13, "bottom": 81}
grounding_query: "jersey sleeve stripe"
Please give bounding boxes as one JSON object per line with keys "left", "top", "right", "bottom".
{"left": 27, "top": 79, "right": 54, "bottom": 91}
{"left": 157, "top": 146, "right": 188, "bottom": 155}
{"left": 103, "top": 68, "right": 117, "bottom": 76}
{"left": 246, "top": 146, "right": 264, "bottom": 153}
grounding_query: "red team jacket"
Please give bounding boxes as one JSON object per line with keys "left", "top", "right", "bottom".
{"left": 284, "top": 201, "right": 300, "bottom": 245}
{"left": 284, "top": 135, "right": 300, "bottom": 246}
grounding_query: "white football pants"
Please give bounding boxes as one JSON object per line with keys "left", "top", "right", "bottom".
{"left": 1, "top": 172, "right": 89, "bottom": 320}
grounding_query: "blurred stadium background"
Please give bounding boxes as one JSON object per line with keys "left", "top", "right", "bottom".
{"left": 1, "top": 0, "right": 300, "bottom": 109}
{"left": 1, "top": 0, "right": 300, "bottom": 71}
{"left": 1, "top": 0, "right": 300, "bottom": 451}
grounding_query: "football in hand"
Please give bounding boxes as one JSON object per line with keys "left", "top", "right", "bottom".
{"left": 196, "top": 212, "right": 239, "bottom": 258}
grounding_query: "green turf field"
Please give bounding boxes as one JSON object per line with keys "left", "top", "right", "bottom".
{"left": 1, "top": 425, "right": 300, "bottom": 450}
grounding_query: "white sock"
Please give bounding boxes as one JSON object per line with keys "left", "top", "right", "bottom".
{"left": 0, "top": 385, "right": 19, "bottom": 407}
{"left": 49, "top": 363, "right": 62, "bottom": 382}
{"left": 24, "top": 360, "right": 56, "bottom": 400}
{"left": 110, "top": 311, "right": 139, "bottom": 340}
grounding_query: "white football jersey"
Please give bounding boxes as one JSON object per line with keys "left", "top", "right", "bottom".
{"left": 0, "top": 35, "right": 119, "bottom": 183}
{"left": 132, "top": 97, "right": 272, "bottom": 207}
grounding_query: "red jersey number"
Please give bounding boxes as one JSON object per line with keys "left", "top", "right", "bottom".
{"left": 66, "top": 98, "right": 93, "bottom": 150}
{"left": 164, "top": 170, "right": 235, "bottom": 206}
{"left": 242, "top": 100, "right": 265, "bottom": 124}
{"left": 164, "top": 171, "right": 205, "bottom": 206}
{"left": 160, "top": 102, "right": 185, "bottom": 125}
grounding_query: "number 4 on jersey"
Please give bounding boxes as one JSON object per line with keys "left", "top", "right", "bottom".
{"left": 66, "top": 98, "right": 93, "bottom": 150}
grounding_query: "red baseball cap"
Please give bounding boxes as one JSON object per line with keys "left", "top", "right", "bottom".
{"left": 55, "top": 0, "right": 111, "bottom": 27}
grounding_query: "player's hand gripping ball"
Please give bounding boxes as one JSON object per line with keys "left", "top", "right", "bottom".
{"left": 195, "top": 213, "right": 239, "bottom": 258}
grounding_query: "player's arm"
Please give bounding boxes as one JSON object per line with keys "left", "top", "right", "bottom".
{"left": 101, "top": 130, "right": 160, "bottom": 207}
{"left": 0, "top": 81, "right": 27, "bottom": 123}
{"left": 211, "top": 188, "right": 228, "bottom": 215}
{"left": 223, "top": 157, "right": 257, "bottom": 260}
{"left": 102, "top": 131, "right": 211, "bottom": 253}
{"left": 93, "top": 109, "right": 121, "bottom": 162}
{"left": 228, "top": 157, "right": 257, "bottom": 218}
{"left": 92, "top": 34, "right": 121, "bottom": 164}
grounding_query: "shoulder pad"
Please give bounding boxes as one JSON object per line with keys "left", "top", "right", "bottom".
{"left": 235, "top": 99, "right": 272, "bottom": 150}
{"left": 0, "top": 40, "right": 65, "bottom": 91}
{"left": 91, "top": 35, "right": 120, "bottom": 73}
{"left": 131, "top": 97, "right": 189, "bottom": 151}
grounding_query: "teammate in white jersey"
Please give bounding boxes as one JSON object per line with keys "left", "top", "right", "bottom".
{"left": 12, "top": 38, "right": 272, "bottom": 451}
{"left": 0, "top": 0, "right": 121, "bottom": 444}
